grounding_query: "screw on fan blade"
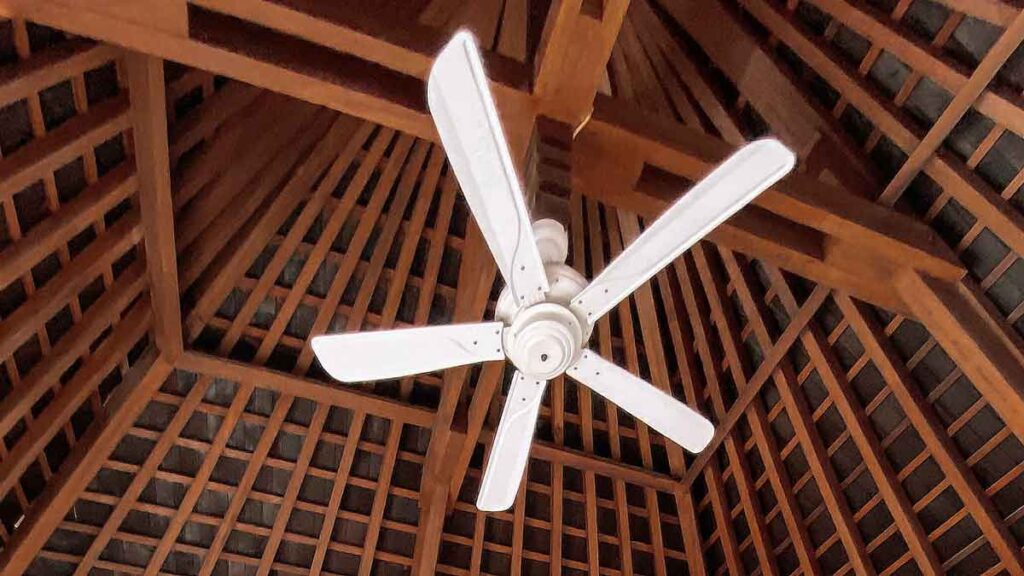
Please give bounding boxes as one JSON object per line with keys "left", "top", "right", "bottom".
{"left": 477, "top": 372, "right": 547, "bottom": 511}
{"left": 571, "top": 139, "right": 796, "bottom": 324}
{"left": 311, "top": 322, "right": 505, "bottom": 383}
{"left": 568, "top": 350, "right": 714, "bottom": 453}
{"left": 427, "top": 30, "right": 549, "bottom": 306}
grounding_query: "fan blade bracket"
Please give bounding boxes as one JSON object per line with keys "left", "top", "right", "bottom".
{"left": 476, "top": 372, "right": 546, "bottom": 511}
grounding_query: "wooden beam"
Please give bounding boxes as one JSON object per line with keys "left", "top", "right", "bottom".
{"left": 898, "top": 273, "right": 1024, "bottom": 445}
{"left": 582, "top": 98, "right": 962, "bottom": 278}
{"left": 574, "top": 101, "right": 960, "bottom": 315}
{"left": 125, "top": 52, "right": 183, "bottom": 358}
{"left": 411, "top": 223, "right": 497, "bottom": 575}
{"left": 178, "top": 351, "right": 437, "bottom": 427}
{"left": 534, "top": 0, "right": 630, "bottom": 124}
{"left": 0, "top": 347, "right": 174, "bottom": 576}
{"left": 0, "top": 0, "right": 438, "bottom": 140}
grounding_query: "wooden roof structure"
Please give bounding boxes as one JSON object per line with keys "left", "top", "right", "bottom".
{"left": 0, "top": 0, "right": 1023, "bottom": 574}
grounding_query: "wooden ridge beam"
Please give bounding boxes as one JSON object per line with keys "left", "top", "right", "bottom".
{"left": 411, "top": 223, "right": 497, "bottom": 576}
{"left": 189, "top": 0, "right": 524, "bottom": 84}
{"left": 126, "top": 52, "right": 183, "bottom": 358}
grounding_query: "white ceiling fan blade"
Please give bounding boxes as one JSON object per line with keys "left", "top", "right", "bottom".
{"left": 428, "top": 31, "right": 549, "bottom": 305}
{"left": 568, "top": 351, "right": 714, "bottom": 453}
{"left": 477, "top": 372, "right": 546, "bottom": 511}
{"left": 311, "top": 322, "right": 505, "bottom": 383}
{"left": 571, "top": 139, "right": 796, "bottom": 323}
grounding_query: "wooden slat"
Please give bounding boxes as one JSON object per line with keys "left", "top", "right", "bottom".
{"left": 769, "top": 277, "right": 943, "bottom": 574}
{"left": 183, "top": 113, "right": 350, "bottom": 337}
{"left": 678, "top": 250, "right": 779, "bottom": 576}
{"left": 693, "top": 244, "right": 821, "bottom": 576}
{"left": 0, "top": 348, "right": 173, "bottom": 576}
{"left": 878, "top": 11, "right": 1024, "bottom": 205}
{"left": 680, "top": 283, "right": 829, "bottom": 486}
{"left": 0, "top": 291, "right": 149, "bottom": 504}
{"left": 898, "top": 273, "right": 1024, "bottom": 444}
{"left": 256, "top": 404, "right": 330, "bottom": 576}
{"left": 837, "top": 293, "right": 1024, "bottom": 575}
{"left": 0, "top": 162, "right": 135, "bottom": 289}
{"left": 724, "top": 255, "right": 877, "bottom": 575}
{"left": 0, "top": 213, "right": 141, "bottom": 388}
{"left": 309, "top": 412, "right": 366, "bottom": 576}
{"left": 197, "top": 394, "right": 293, "bottom": 576}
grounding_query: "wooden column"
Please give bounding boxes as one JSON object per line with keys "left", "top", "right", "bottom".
{"left": 125, "top": 53, "right": 183, "bottom": 358}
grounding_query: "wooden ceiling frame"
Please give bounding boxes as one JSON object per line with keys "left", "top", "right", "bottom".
{"left": 1, "top": 0, "right": 1024, "bottom": 575}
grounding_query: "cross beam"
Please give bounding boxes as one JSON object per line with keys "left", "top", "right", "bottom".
{"left": 575, "top": 97, "right": 964, "bottom": 315}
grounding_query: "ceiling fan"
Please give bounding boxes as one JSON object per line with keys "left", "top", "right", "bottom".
{"left": 312, "top": 31, "right": 796, "bottom": 512}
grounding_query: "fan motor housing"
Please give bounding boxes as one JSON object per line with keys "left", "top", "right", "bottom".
{"left": 495, "top": 219, "right": 593, "bottom": 379}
